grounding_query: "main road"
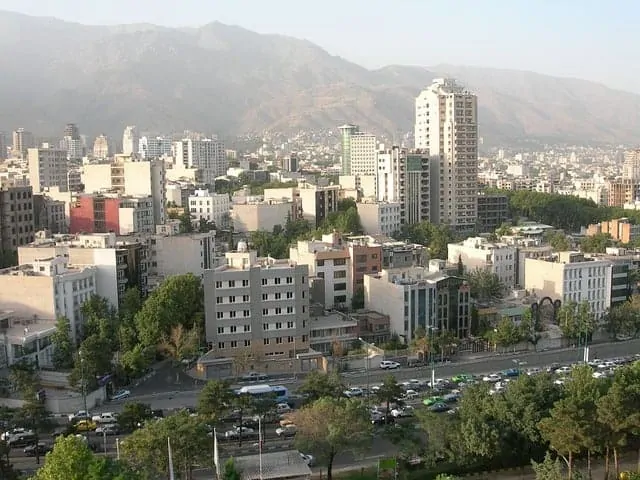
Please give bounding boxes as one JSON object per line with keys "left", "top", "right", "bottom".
{"left": 93, "top": 338, "right": 640, "bottom": 413}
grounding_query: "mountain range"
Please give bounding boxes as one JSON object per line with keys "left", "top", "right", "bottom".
{"left": 1, "top": 10, "right": 639, "bottom": 146}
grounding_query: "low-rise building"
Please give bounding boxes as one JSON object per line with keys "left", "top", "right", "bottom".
{"left": 309, "top": 311, "right": 358, "bottom": 354}
{"left": 69, "top": 194, "right": 154, "bottom": 235}
{"left": 586, "top": 218, "right": 640, "bottom": 244}
{"left": 448, "top": 236, "right": 517, "bottom": 288}
{"left": 350, "top": 309, "right": 391, "bottom": 345}
{"left": 188, "top": 190, "right": 230, "bottom": 228}
{"left": 231, "top": 199, "right": 298, "bottom": 233}
{"left": 356, "top": 200, "right": 401, "bottom": 236}
{"left": 0, "top": 311, "right": 56, "bottom": 369}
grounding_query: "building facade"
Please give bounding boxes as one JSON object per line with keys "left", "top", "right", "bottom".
{"left": 27, "top": 146, "right": 69, "bottom": 192}
{"left": 477, "top": 194, "right": 509, "bottom": 233}
{"left": 356, "top": 200, "right": 401, "bottom": 236}
{"left": 188, "top": 190, "right": 230, "bottom": 227}
{"left": 231, "top": 200, "right": 297, "bottom": 233}
{"left": 448, "top": 237, "right": 517, "bottom": 288}
{"left": 92, "top": 135, "right": 110, "bottom": 159}
{"left": 173, "top": 138, "right": 227, "bottom": 185}
{"left": 33, "top": 193, "right": 67, "bottom": 234}
{"left": 0, "top": 186, "right": 35, "bottom": 252}
{"left": 122, "top": 126, "right": 139, "bottom": 156}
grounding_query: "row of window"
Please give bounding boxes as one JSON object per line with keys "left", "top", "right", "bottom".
{"left": 216, "top": 310, "right": 251, "bottom": 319}
{"left": 216, "top": 280, "right": 250, "bottom": 288}
{"left": 216, "top": 295, "right": 251, "bottom": 304}
{"left": 316, "top": 259, "right": 346, "bottom": 267}
{"left": 215, "top": 306, "right": 307, "bottom": 320}
{"left": 217, "top": 325, "right": 252, "bottom": 334}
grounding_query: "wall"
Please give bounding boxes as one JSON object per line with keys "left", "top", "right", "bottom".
{"left": 69, "top": 196, "right": 95, "bottom": 233}
{"left": 0, "top": 276, "right": 55, "bottom": 320}
{"left": 45, "top": 386, "right": 107, "bottom": 413}
{"left": 82, "top": 164, "right": 112, "bottom": 193}
{"left": 104, "top": 198, "right": 121, "bottom": 234}
{"left": 69, "top": 248, "right": 119, "bottom": 309}
{"left": 231, "top": 203, "right": 292, "bottom": 233}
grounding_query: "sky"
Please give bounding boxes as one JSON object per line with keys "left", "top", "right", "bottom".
{"left": 1, "top": 0, "right": 638, "bottom": 92}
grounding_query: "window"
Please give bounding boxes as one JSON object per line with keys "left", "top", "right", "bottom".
{"left": 334, "top": 283, "right": 347, "bottom": 291}
{"left": 230, "top": 326, "right": 237, "bottom": 333}
{"left": 229, "top": 296, "right": 236, "bottom": 303}
{"left": 302, "top": 290, "right": 306, "bottom": 298}
{"left": 216, "top": 296, "right": 223, "bottom": 304}
{"left": 371, "top": 254, "right": 378, "bottom": 259}
{"left": 243, "top": 310, "right": 250, "bottom": 317}
{"left": 288, "top": 336, "right": 294, "bottom": 343}
{"left": 286, "top": 291, "right": 293, "bottom": 299}
{"left": 286, "top": 277, "right": 293, "bottom": 284}
{"left": 275, "top": 322, "right": 283, "bottom": 329}
{"left": 263, "top": 338, "right": 270, "bottom": 345}
{"left": 229, "top": 311, "right": 236, "bottom": 318}
{"left": 318, "top": 272, "right": 325, "bottom": 279}
{"left": 334, "top": 270, "right": 346, "bottom": 279}
{"left": 242, "top": 295, "right": 250, "bottom": 302}
{"left": 262, "top": 278, "right": 267, "bottom": 285}
{"left": 274, "top": 278, "right": 281, "bottom": 285}
{"left": 286, "top": 306, "right": 294, "bottom": 314}
{"left": 230, "top": 341, "right": 238, "bottom": 348}
{"left": 262, "top": 293, "right": 268, "bottom": 301}
{"left": 275, "top": 292, "right": 281, "bottom": 300}
{"left": 302, "top": 306, "right": 306, "bottom": 313}
{"left": 302, "top": 335, "right": 309, "bottom": 342}
{"left": 228, "top": 280, "right": 235, "bottom": 287}
{"left": 242, "top": 279, "right": 249, "bottom": 286}
{"left": 316, "top": 260, "right": 325, "bottom": 267}
{"left": 275, "top": 307, "right": 282, "bottom": 314}
{"left": 334, "top": 295, "right": 347, "bottom": 303}
{"left": 243, "top": 324, "right": 251, "bottom": 332}
{"left": 217, "top": 327, "right": 224, "bottom": 334}
{"left": 275, "top": 337, "right": 283, "bottom": 344}
{"left": 244, "top": 340, "right": 251, "bottom": 347}
{"left": 334, "top": 258, "right": 346, "bottom": 266}
{"left": 263, "top": 323, "right": 269, "bottom": 330}
{"left": 216, "top": 312, "right": 223, "bottom": 319}
{"left": 215, "top": 281, "right": 222, "bottom": 288}
{"left": 218, "top": 342, "right": 225, "bottom": 349}
{"left": 262, "top": 308, "right": 268, "bottom": 315}
{"left": 356, "top": 254, "right": 367, "bottom": 263}
{"left": 287, "top": 321, "right": 294, "bottom": 328}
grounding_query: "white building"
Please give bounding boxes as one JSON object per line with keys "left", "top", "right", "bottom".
{"left": 122, "top": 126, "right": 139, "bottom": 156}
{"left": 357, "top": 200, "right": 401, "bottom": 236}
{"left": 0, "top": 257, "right": 97, "bottom": 341}
{"left": 414, "top": 78, "right": 478, "bottom": 231}
{"left": 447, "top": 236, "right": 517, "bottom": 288}
{"left": 92, "top": 135, "right": 110, "bottom": 159}
{"left": 139, "top": 136, "right": 172, "bottom": 159}
{"left": 524, "top": 252, "right": 613, "bottom": 319}
{"left": 188, "top": 190, "right": 230, "bottom": 227}
{"left": 231, "top": 199, "right": 297, "bottom": 233}
{"left": 0, "top": 311, "right": 56, "bottom": 369}
{"left": 174, "top": 138, "right": 227, "bottom": 184}
{"left": 27, "top": 146, "right": 69, "bottom": 192}
{"left": 118, "top": 196, "right": 155, "bottom": 234}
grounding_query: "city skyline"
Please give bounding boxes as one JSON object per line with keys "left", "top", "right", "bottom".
{"left": 0, "top": 0, "right": 638, "bottom": 93}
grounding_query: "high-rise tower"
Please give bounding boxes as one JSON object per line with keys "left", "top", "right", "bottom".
{"left": 122, "top": 126, "right": 139, "bottom": 156}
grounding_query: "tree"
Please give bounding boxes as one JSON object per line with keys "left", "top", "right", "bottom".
{"left": 134, "top": 274, "right": 203, "bottom": 348}
{"left": 68, "top": 335, "right": 113, "bottom": 390}
{"left": 605, "top": 295, "right": 640, "bottom": 339}
{"left": 411, "top": 326, "right": 430, "bottom": 362}
{"left": 292, "top": 397, "right": 372, "bottom": 480}
{"left": 538, "top": 399, "right": 583, "bottom": 478}
{"left": 581, "top": 232, "right": 615, "bottom": 253}
{"left": 198, "top": 379, "right": 233, "bottom": 422}
{"left": 32, "top": 435, "right": 94, "bottom": 480}
{"left": 557, "top": 301, "right": 596, "bottom": 344}
{"left": 519, "top": 308, "right": 542, "bottom": 351}
{"left": 297, "top": 371, "right": 344, "bottom": 403}
{"left": 531, "top": 452, "right": 564, "bottom": 480}
{"left": 81, "top": 295, "right": 117, "bottom": 342}
{"left": 117, "top": 402, "right": 153, "bottom": 432}
{"left": 457, "top": 255, "right": 464, "bottom": 275}
{"left": 221, "top": 458, "right": 242, "bottom": 480}
{"left": 466, "top": 268, "right": 504, "bottom": 303}
{"left": 351, "top": 287, "right": 365, "bottom": 310}
{"left": 120, "top": 411, "right": 209, "bottom": 480}
{"left": 544, "top": 231, "right": 572, "bottom": 252}
{"left": 231, "top": 393, "right": 255, "bottom": 447}
{"left": 375, "top": 375, "right": 403, "bottom": 423}
{"left": 491, "top": 317, "right": 522, "bottom": 351}
{"left": 51, "top": 317, "right": 74, "bottom": 369}
{"left": 119, "top": 288, "right": 143, "bottom": 327}
{"left": 159, "top": 324, "right": 199, "bottom": 364}
{"left": 0, "top": 440, "right": 19, "bottom": 480}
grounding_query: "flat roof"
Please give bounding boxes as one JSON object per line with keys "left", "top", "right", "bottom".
{"left": 232, "top": 450, "right": 311, "bottom": 480}
{"left": 310, "top": 313, "right": 358, "bottom": 330}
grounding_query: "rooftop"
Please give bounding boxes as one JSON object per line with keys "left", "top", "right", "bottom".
{"left": 232, "top": 450, "right": 311, "bottom": 480}
{"left": 310, "top": 312, "right": 357, "bottom": 330}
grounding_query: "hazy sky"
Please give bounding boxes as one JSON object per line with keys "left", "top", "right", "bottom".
{"left": 1, "top": 0, "right": 638, "bottom": 92}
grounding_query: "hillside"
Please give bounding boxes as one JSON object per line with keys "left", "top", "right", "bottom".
{"left": 1, "top": 11, "right": 639, "bottom": 145}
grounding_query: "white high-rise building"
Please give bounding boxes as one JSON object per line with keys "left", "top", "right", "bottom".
{"left": 173, "top": 138, "right": 227, "bottom": 185}
{"left": 122, "top": 126, "right": 139, "bottom": 156}
{"left": 338, "top": 124, "right": 377, "bottom": 177}
{"left": 414, "top": 78, "right": 478, "bottom": 231}
{"left": 139, "top": 136, "right": 173, "bottom": 159}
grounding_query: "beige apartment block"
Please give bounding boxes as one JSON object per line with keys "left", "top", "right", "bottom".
{"left": 231, "top": 199, "right": 297, "bottom": 233}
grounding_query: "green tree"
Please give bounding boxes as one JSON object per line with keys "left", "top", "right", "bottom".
{"left": 411, "top": 326, "right": 431, "bottom": 362}
{"left": 297, "top": 371, "right": 345, "bottom": 403}
{"left": 120, "top": 411, "right": 209, "bottom": 480}
{"left": 231, "top": 393, "right": 255, "bottom": 447}
{"left": 292, "top": 397, "right": 372, "bottom": 480}
{"left": 119, "top": 288, "right": 143, "bottom": 327}
{"left": 544, "top": 231, "right": 572, "bottom": 251}
{"left": 519, "top": 308, "right": 543, "bottom": 351}
{"left": 68, "top": 335, "right": 113, "bottom": 390}
{"left": 605, "top": 295, "right": 640, "bottom": 339}
{"left": 466, "top": 268, "right": 504, "bottom": 303}
{"left": 81, "top": 295, "right": 117, "bottom": 341}
{"left": 159, "top": 324, "right": 199, "bottom": 364}
{"left": 581, "top": 232, "right": 615, "bottom": 253}
{"left": 375, "top": 375, "right": 403, "bottom": 422}
{"left": 351, "top": 287, "right": 364, "bottom": 310}
{"left": 491, "top": 317, "right": 522, "bottom": 351}
{"left": 531, "top": 452, "right": 564, "bottom": 480}
{"left": 32, "top": 435, "right": 94, "bottom": 480}
{"left": 51, "top": 317, "right": 74, "bottom": 369}
{"left": 557, "top": 301, "right": 596, "bottom": 344}
{"left": 117, "top": 402, "right": 153, "bottom": 433}
{"left": 221, "top": 458, "right": 242, "bottom": 480}
{"left": 134, "top": 274, "right": 203, "bottom": 347}
{"left": 197, "top": 380, "right": 233, "bottom": 422}
{"left": 118, "top": 344, "right": 154, "bottom": 380}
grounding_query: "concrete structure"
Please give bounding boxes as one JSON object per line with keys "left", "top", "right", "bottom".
{"left": 139, "top": 136, "right": 172, "bottom": 159}
{"left": 586, "top": 218, "right": 640, "bottom": 244}
{"left": 12, "top": 129, "right": 34, "bottom": 157}
{"left": 524, "top": 252, "right": 613, "bottom": 319}
{"left": 0, "top": 257, "right": 97, "bottom": 341}
{"left": 309, "top": 311, "right": 358, "bottom": 354}
{"left": 282, "top": 154, "right": 299, "bottom": 173}
{"left": 27, "top": 146, "right": 69, "bottom": 192}
{"left": 70, "top": 195, "right": 120, "bottom": 234}
{"left": 81, "top": 156, "right": 166, "bottom": 225}
{"left": 365, "top": 261, "right": 471, "bottom": 340}
{"left": 351, "top": 309, "right": 391, "bottom": 345}
{"left": 498, "top": 236, "right": 554, "bottom": 288}
{"left": 61, "top": 123, "right": 84, "bottom": 160}
{"left": 122, "top": 126, "right": 139, "bottom": 156}
{"left": 19, "top": 233, "right": 148, "bottom": 309}
{"left": 347, "top": 236, "right": 383, "bottom": 298}
{"left": 173, "top": 138, "right": 227, "bottom": 184}
{"left": 188, "top": 190, "right": 230, "bottom": 227}
{"left": 448, "top": 236, "right": 517, "bottom": 288}
{"left": 203, "top": 244, "right": 310, "bottom": 373}
{"left": 290, "top": 234, "right": 352, "bottom": 308}
{"left": 0, "top": 311, "right": 56, "bottom": 369}
{"left": 231, "top": 199, "right": 297, "bottom": 233}
{"left": 92, "top": 134, "right": 110, "bottom": 159}
{"left": 338, "top": 124, "right": 358, "bottom": 176}
{"left": 118, "top": 196, "right": 155, "bottom": 234}
{"left": 231, "top": 450, "right": 312, "bottom": 480}
{"left": 339, "top": 175, "right": 376, "bottom": 199}
{"left": 477, "top": 193, "right": 510, "bottom": 233}
{"left": 606, "top": 179, "right": 640, "bottom": 208}
{"left": 0, "top": 186, "right": 35, "bottom": 251}
{"left": 297, "top": 182, "right": 340, "bottom": 228}
{"left": 623, "top": 149, "right": 640, "bottom": 181}
{"left": 33, "top": 193, "right": 67, "bottom": 234}
{"left": 357, "top": 200, "right": 401, "bottom": 236}
{"left": 415, "top": 78, "right": 478, "bottom": 231}
{"left": 336, "top": 125, "right": 377, "bottom": 177}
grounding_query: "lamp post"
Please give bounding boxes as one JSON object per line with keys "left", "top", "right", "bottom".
{"left": 79, "top": 349, "right": 88, "bottom": 415}
{"left": 428, "top": 327, "right": 438, "bottom": 389}
{"left": 358, "top": 337, "right": 370, "bottom": 393}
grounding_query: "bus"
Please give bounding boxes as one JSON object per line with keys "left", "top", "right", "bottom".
{"left": 235, "top": 384, "right": 289, "bottom": 402}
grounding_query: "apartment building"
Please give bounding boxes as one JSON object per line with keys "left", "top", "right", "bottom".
{"left": 297, "top": 182, "right": 340, "bottom": 228}
{"left": 12, "top": 129, "right": 34, "bottom": 157}
{"left": 356, "top": 200, "right": 401, "bottom": 236}
{"left": 586, "top": 218, "right": 640, "bottom": 244}
{"left": 27, "top": 146, "right": 69, "bottom": 192}
{"left": 203, "top": 244, "right": 310, "bottom": 372}
{"left": 309, "top": 311, "right": 358, "bottom": 354}
{"left": 0, "top": 256, "right": 97, "bottom": 341}
{"left": 231, "top": 199, "right": 298, "bottom": 233}
{"left": 338, "top": 125, "right": 377, "bottom": 176}
{"left": 524, "top": 252, "right": 613, "bottom": 319}
{"left": 499, "top": 236, "right": 555, "bottom": 288}
{"left": 477, "top": 194, "right": 509, "bottom": 233}
{"left": 122, "top": 126, "right": 139, "bottom": 156}
{"left": 19, "top": 232, "right": 148, "bottom": 308}
{"left": 0, "top": 186, "right": 35, "bottom": 251}
{"left": 33, "top": 193, "right": 67, "bottom": 234}
{"left": 365, "top": 261, "right": 471, "bottom": 340}
{"left": 414, "top": 78, "right": 478, "bottom": 231}
{"left": 173, "top": 138, "right": 227, "bottom": 184}
{"left": 448, "top": 236, "right": 517, "bottom": 288}
{"left": 0, "top": 311, "right": 57, "bottom": 369}
{"left": 188, "top": 190, "right": 230, "bottom": 227}
{"left": 92, "top": 135, "right": 110, "bottom": 159}
{"left": 82, "top": 156, "right": 166, "bottom": 225}
{"left": 347, "top": 236, "right": 383, "bottom": 296}
{"left": 139, "top": 136, "right": 172, "bottom": 159}
{"left": 69, "top": 194, "right": 154, "bottom": 235}
{"left": 622, "top": 149, "right": 640, "bottom": 181}
{"left": 606, "top": 179, "right": 640, "bottom": 208}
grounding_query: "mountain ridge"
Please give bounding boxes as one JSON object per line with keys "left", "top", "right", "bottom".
{"left": 0, "top": 10, "right": 638, "bottom": 146}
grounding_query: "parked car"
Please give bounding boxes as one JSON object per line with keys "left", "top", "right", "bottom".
{"left": 275, "top": 425, "right": 297, "bottom": 438}
{"left": 1, "top": 428, "right": 33, "bottom": 442}
{"left": 343, "top": 387, "right": 364, "bottom": 398}
{"left": 24, "top": 442, "right": 50, "bottom": 456}
{"left": 502, "top": 368, "right": 521, "bottom": 377}
{"left": 391, "top": 406, "right": 414, "bottom": 418}
{"left": 110, "top": 390, "right": 131, "bottom": 401}
{"left": 241, "top": 372, "right": 268, "bottom": 382}
{"left": 275, "top": 403, "right": 291, "bottom": 414}
{"left": 68, "top": 411, "right": 91, "bottom": 423}
{"left": 482, "top": 374, "right": 501, "bottom": 383}
{"left": 300, "top": 453, "right": 315, "bottom": 466}
{"left": 92, "top": 412, "right": 118, "bottom": 424}
{"left": 6, "top": 431, "right": 36, "bottom": 448}
{"left": 423, "top": 396, "right": 444, "bottom": 406}
{"left": 95, "top": 424, "right": 119, "bottom": 436}
{"left": 451, "top": 374, "right": 473, "bottom": 383}
{"left": 402, "top": 389, "right": 420, "bottom": 400}
{"left": 224, "top": 427, "right": 255, "bottom": 439}
{"left": 380, "top": 360, "right": 400, "bottom": 370}
{"left": 75, "top": 420, "right": 97, "bottom": 432}
{"left": 429, "top": 402, "right": 450, "bottom": 413}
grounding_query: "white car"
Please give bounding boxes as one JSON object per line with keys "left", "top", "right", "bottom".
{"left": 68, "top": 410, "right": 91, "bottom": 422}
{"left": 92, "top": 412, "right": 118, "bottom": 424}
{"left": 402, "top": 389, "right": 420, "bottom": 400}
{"left": 482, "top": 374, "right": 501, "bottom": 383}
{"left": 343, "top": 387, "right": 364, "bottom": 398}
{"left": 380, "top": 360, "right": 400, "bottom": 370}
{"left": 555, "top": 366, "right": 572, "bottom": 375}
{"left": 110, "top": 389, "right": 131, "bottom": 401}
{"left": 275, "top": 403, "right": 291, "bottom": 414}
{"left": 300, "top": 453, "right": 315, "bottom": 466}
{"left": 224, "top": 427, "right": 255, "bottom": 439}
{"left": 1, "top": 428, "right": 33, "bottom": 442}
{"left": 391, "top": 406, "right": 415, "bottom": 418}
{"left": 95, "top": 424, "right": 119, "bottom": 435}
{"left": 526, "top": 367, "right": 541, "bottom": 376}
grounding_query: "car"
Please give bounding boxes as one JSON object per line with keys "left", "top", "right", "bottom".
{"left": 275, "top": 425, "right": 297, "bottom": 438}
{"left": 275, "top": 403, "right": 292, "bottom": 414}
{"left": 402, "top": 389, "right": 420, "bottom": 400}
{"left": 343, "top": 387, "right": 364, "bottom": 398}
{"left": 24, "top": 442, "right": 50, "bottom": 456}
{"left": 1, "top": 427, "right": 33, "bottom": 442}
{"left": 429, "top": 403, "right": 450, "bottom": 413}
{"left": 526, "top": 367, "right": 542, "bottom": 376}
{"left": 546, "top": 363, "right": 561, "bottom": 373}
{"left": 110, "top": 389, "right": 131, "bottom": 401}
{"left": 95, "top": 424, "right": 119, "bottom": 436}
{"left": 482, "top": 374, "right": 502, "bottom": 383}
{"left": 443, "top": 392, "right": 461, "bottom": 403}
{"left": 391, "top": 406, "right": 415, "bottom": 418}
{"left": 68, "top": 410, "right": 91, "bottom": 422}
{"left": 6, "top": 432, "right": 36, "bottom": 448}
{"left": 370, "top": 413, "right": 393, "bottom": 425}
{"left": 300, "top": 453, "right": 315, "bottom": 466}
{"left": 423, "top": 396, "right": 444, "bottom": 406}
{"left": 75, "top": 420, "right": 97, "bottom": 432}
{"left": 380, "top": 360, "right": 401, "bottom": 370}
{"left": 241, "top": 372, "right": 268, "bottom": 382}
{"left": 92, "top": 412, "right": 118, "bottom": 424}
{"left": 502, "top": 368, "right": 521, "bottom": 377}
{"left": 555, "top": 366, "right": 572, "bottom": 375}
{"left": 451, "top": 374, "right": 473, "bottom": 383}
{"left": 224, "top": 427, "right": 255, "bottom": 439}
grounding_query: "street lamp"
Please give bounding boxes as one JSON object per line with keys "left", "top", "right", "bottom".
{"left": 79, "top": 349, "right": 88, "bottom": 415}
{"left": 358, "top": 337, "right": 371, "bottom": 393}
{"left": 427, "top": 327, "right": 438, "bottom": 389}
